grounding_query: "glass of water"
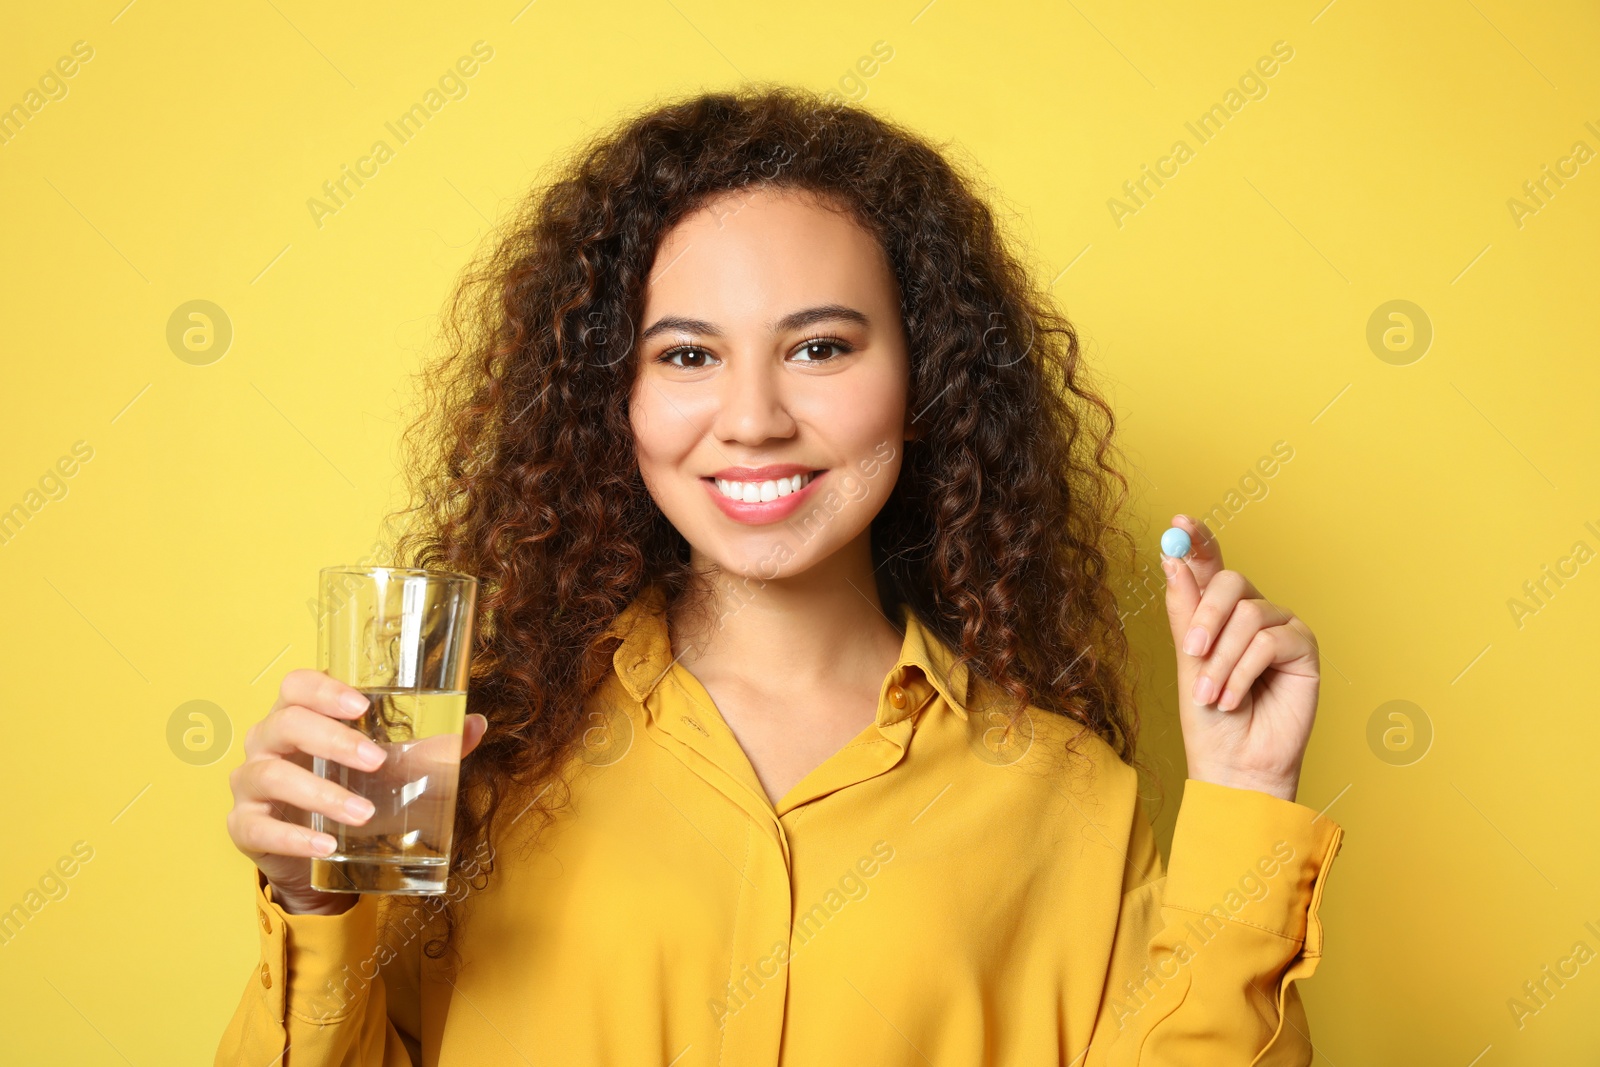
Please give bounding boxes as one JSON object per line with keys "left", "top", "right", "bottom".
{"left": 310, "top": 565, "right": 479, "bottom": 895}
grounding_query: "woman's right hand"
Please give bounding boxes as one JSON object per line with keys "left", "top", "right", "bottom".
{"left": 226, "top": 669, "right": 488, "bottom": 915}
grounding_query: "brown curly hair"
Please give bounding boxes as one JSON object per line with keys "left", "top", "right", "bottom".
{"left": 381, "top": 84, "right": 1146, "bottom": 971}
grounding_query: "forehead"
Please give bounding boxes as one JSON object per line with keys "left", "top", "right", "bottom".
{"left": 641, "top": 186, "right": 897, "bottom": 322}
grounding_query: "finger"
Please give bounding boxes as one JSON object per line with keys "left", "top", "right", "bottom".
{"left": 1170, "top": 513, "right": 1225, "bottom": 591}
{"left": 1162, "top": 549, "right": 1204, "bottom": 644}
{"left": 244, "top": 705, "right": 387, "bottom": 771}
{"left": 1191, "top": 598, "right": 1293, "bottom": 707}
{"left": 1177, "top": 566, "right": 1248, "bottom": 659}
{"left": 1217, "top": 621, "right": 1315, "bottom": 711}
{"left": 232, "top": 755, "right": 378, "bottom": 828}
{"left": 1180, "top": 569, "right": 1261, "bottom": 660}
{"left": 274, "top": 668, "right": 372, "bottom": 721}
{"left": 406, "top": 713, "right": 488, "bottom": 764}
{"left": 461, "top": 713, "right": 488, "bottom": 758}
{"left": 228, "top": 805, "right": 339, "bottom": 860}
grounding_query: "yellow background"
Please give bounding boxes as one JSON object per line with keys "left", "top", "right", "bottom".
{"left": 3, "top": 1, "right": 1597, "bottom": 1062}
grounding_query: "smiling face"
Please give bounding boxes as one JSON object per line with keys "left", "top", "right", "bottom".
{"left": 629, "top": 184, "right": 914, "bottom": 583}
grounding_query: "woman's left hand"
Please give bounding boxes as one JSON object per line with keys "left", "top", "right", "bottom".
{"left": 1161, "top": 514, "right": 1320, "bottom": 804}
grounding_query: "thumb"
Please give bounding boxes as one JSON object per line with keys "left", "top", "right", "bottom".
{"left": 461, "top": 713, "right": 489, "bottom": 758}
{"left": 1162, "top": 551, "right": 1203, "bottom": 654}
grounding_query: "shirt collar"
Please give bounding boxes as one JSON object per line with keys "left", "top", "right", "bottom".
{"left": 602, "top": 583, "right": 971, "bottom": 724}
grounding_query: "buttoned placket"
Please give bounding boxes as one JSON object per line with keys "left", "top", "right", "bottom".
{"left": 622, "top": 644, "right": 941, "bottom": 1066}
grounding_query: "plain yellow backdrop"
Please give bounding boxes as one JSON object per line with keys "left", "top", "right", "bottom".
{"left": 2, "top": 1, "right": 1597, "bottom": 1063}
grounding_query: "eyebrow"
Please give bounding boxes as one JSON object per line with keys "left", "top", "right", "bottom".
{"left": 638, "top": 304, "right": 871, "bottom": 344}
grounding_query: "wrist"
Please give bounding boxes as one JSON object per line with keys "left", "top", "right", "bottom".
{"left": 1188, "top": 767, "right": 1300, "bottom": 803}
{"left": 268, "top": 883, "right": 360, "bottom": 916}
{"left": 279, "top": 894, "right": 360, "bottom": 916}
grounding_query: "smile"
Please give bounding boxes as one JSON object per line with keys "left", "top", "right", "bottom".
{"left": 701, "top": 469, "right": 826, "bottom": 525}
{"left": 712, "top": 471, "right": 817, "bottom": 502}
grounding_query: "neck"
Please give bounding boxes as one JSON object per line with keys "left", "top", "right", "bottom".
{"left": 670, "top": 532, "right": 905, "bottom": 693}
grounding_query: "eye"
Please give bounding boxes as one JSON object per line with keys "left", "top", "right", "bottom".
{"left": 657, "top": 345, "right": 718, "bottom": 369}
{"left": 791, "top": 337, "right": 854, "bottom": 362}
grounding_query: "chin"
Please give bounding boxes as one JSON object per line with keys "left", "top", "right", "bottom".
{"left": 696, "top": 533, "right": 809, "bottom": 584}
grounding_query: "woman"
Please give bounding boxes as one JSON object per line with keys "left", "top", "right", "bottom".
{"left": 218, "top": 87, "right": 1342, "bottom": 1065}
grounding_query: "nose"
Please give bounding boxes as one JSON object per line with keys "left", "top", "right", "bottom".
{"left": 710, "top": 353, "right": 796, "bottom": 445}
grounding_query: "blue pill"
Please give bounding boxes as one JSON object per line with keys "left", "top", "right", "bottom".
{"left": 1160, "top": 527, "right": 1191, "bottom": 559}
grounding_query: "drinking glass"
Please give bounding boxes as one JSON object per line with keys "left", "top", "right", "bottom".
{"left": 309, "top": 565, "right": 479, "bottom": 894}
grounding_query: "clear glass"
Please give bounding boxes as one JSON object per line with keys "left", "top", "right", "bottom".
{"left": 309, "top": 565, "right": 479, "bottom": 894}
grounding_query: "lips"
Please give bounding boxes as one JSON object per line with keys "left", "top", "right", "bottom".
{"left": 701, "top": 468, "right": 826, "bottom": 524}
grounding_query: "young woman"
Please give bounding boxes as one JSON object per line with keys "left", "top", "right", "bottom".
{"left": 218, "top": 87, "right": 1342, "bottom": 1066}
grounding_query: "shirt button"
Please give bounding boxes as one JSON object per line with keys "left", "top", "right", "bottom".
{"left": 258, "top": 909, "right": 272, "bottom": 935}
{"left": 260, "top": 961, "right": 272, "bottom": 989}
{"left": 888, "top": 685, "right": 908, "bottom": 710}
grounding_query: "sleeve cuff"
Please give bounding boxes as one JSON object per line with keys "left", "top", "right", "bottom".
{"left": 253, "top": 867, "right": 381, "bottom": 1024}
{"left": 1163, "top": 778, "right": 1344, "bottom": 944}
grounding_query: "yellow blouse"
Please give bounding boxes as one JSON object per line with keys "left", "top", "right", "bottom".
{"left": 216, "top": 583, "right": 1344, "bottom": 1066}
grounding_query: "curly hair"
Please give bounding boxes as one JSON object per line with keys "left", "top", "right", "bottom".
{"left": 381, "top": 84, "right": 1146, "bottom": 971}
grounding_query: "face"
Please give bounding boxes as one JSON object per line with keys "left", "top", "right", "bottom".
{"left": 629, "top": 185, "right": 914, "bottom": 583}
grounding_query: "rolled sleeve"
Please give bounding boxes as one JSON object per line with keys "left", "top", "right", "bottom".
{"left": 255, "top": 868, "right": 383, "bottom": 1025}
{"left": 1163, "top": 778, "right": 1343, "bottom": 947}
{"left": 1086, "top": 778, "right": 1346, "bottom": 1066}
{"left": 216, "top": 866, "right": 391, "bottom": 1066}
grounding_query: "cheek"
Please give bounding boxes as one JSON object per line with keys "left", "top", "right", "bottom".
{"left": 799, "top": 363, "right": 908, "bottom": 441}
{"left": 629, "top": 390, "right": 707, "bottom": 515}
{"left": 629, "top": 391, "right": 676, "bottom": 469}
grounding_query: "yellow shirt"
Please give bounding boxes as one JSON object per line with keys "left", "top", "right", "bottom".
{"left": 216, "top": 583, "right": 1344, "bottom": 1066}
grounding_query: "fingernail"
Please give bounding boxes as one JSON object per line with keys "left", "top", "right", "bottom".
{"left": 1193, "top": 676, "right": 1215, "bottom": 705}
{"left": 1183, "top": 627, "right": 1208, "bottom": 656}
{"left": 340, "top": 691, "right": 370, "bottom": 714}
{"left": 311, "top": 834, "right": 337, "bottom": 855}
{"left": 344, "top": 796, "right": 376, "bottom": 822}
{"left": 1161, "top": 557, "right": 1178, "bottom": 579}
{"left": 357, "top": 740, "right": 386, "bottom": 766}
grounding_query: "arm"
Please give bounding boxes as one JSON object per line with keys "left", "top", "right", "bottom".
{"left": 1086, "top": 779, "right": 1344, "bottom": 1066}
{"left": 213, "top": 866, "right": 423, "bottom": 1067}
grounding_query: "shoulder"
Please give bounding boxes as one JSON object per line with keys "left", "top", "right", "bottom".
{"left": 961, "top": 673, "right": 1143, "bottom": 828}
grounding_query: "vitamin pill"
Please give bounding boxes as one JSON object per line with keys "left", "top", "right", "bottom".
{"left": 1160, "top": 527, "right": 1191, "bottom": 559}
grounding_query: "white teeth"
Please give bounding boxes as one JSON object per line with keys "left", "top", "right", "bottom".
{"left": 714, "top": 472, "right": 815, "bottom": 502}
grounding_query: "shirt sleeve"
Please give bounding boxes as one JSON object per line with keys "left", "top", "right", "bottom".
{"left": 1084, "top": 778, "right": 1346, "bottom": 1067}
{"left": 213, "top": 866, "right": 423, "bottom": 1067}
